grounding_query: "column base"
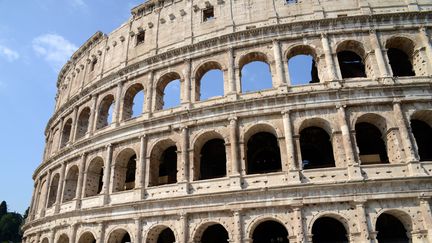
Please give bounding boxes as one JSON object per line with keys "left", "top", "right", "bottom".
{"left": 347, "top": 164, "right": 364, "bottom": 181}
{"left": 287, "top": 170, "right": 302, "bottom": 185}
{"left": 229, "top": 175, "right": 243, "bottom": 190}
{"left": 407, "top": 161, "right": 426, "bottom": 176}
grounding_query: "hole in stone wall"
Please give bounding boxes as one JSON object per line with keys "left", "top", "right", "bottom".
{"left": 157, "top": 228, "right": 175, "bottom": 243}
{"left": 136, "top": 31, "right": 145, "bottom": 46}
{"left": 337, "top": 51, "right": 366, "bottom": 78}
{"left": 96, "top": 95, "right": 115, "bottom": 130}
{"left": 355, "top": 122, "right": 388, "bottom": 164}
{"left": 78, "top": 232, "right": 96, "bottom": 243}
{"left": 241, "top": 61, "right": 273, "bottom": 93}
{"left": 201, "top": 224, "right": 229, "bottom": 243}
{"left": 376, "top": 213, "right": 409, "bottom": 243}
{"left": 410, "top": 119, "right": 432, "bottom": 161}
{"left": 312, "top": 217, "right": 348, "bottom": 243}
{"left": 113, "top": 150, "right": 137, "bottom": 192}
{"left": 47, "top": 174, "right": 60, "bottom": 208}
{"left": 124, "top": 155, "right": 136, "bottom": 190}
{"left": 246, "top": 132, "right": 282, "bottom": 174}
{"left": 252, "top": 220, "right": 289, "bottom": 243}
{"left": 122, "top": 84, "right": 144, "bottom": 120}
{"left": 288, "top": 54, "right": 319, "bottom": 85}
{"left": 85, "top": 158, "right": 104, "bottom": 197}
{"left": 387, "top": 48, "right": 415, "bottom": 77}
{"left": 199, "top": 69, "right": 224, "bottom": 101}
{"left": 300, "top": 127, "right": 335, "bottom": 169}
{"left": 159, "top": 146, "right": 177, "bottom": 185}
{"left": 163, "top": 79, "right": 181, "bottom": 109}
{"left": 60, "top": 119, "right": 73, "bottom": 148}
{"left": 202, "top": 7, "right": 214, "bottom": 22}
{"left": 58, "top": 234, "right": 70, "bottom": 243}
{"left": 76, "top": 107, "right": 90, "bottom": 140}
{"left": 199, "top": 139, "right": 226, "bottom": 180}
{"left": 62, "top": 166, "right": 79, "bottom": 202}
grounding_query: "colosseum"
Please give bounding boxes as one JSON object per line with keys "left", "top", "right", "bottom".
{"left": 22, "top": 0, "right": 432, "bottom": 242}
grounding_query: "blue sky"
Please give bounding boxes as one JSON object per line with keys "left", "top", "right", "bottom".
{"left": 0, "top": 0, "right": 312, "bottom": 214}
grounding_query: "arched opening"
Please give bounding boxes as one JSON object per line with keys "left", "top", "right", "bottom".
{"left": 312, "top": 217, "right": 348, "bottom": 243}
{"left": 246, "top": 132, "right": 282, "bottom": 174}
{"left": 41, "top": 238, "right": 49, "bottom": 243}
{"left": 156, "top": 72, "right": 181, "bottom": 110}
{"left": 78, "top": 232, "right": 96, "bottom": 243}
{"left": 410, "top": 119, "right": 432, "bottom": 161}
{"left": 355, "top": 122, "right": 388, "bottom": 164}
{"left": 252, "top": 220, "right": 289, "bottom": 243}
{"left": 199, "top": 139, "right": 227, "bottom": 180}
{"left": 96, "top": 95, "right": 115, "bottom": 130}
{"left": 47, "top": 174, "right": 60, "bottom": 208}
{"left": 150, "top": 141, "right": 178, "bottom": 187}
{"left": 60, "top": 119, "right": 73, "bottom": 148}
{"left": 287, "top": 45, "right": 319, "bottom": 85}
{"left": 58, "top": 234, "right": 69, "bottom": 243}
{"left": 62, "top": 166, "right": 79, "bottom": 202}
{"left": 337, "top": 51, "right": 366, "bottom": 78}
{"left": 195, "top": 62, "right": 224, "bottom": 101}
{"left": 36, "top": 180, "right": 47, "bottom": 216}
{"left": 122, "top": 83, "right": 144, "bottom": 120}
{"left": 386, "top": 37, "right": 415, "bottom": 77}
{"left": 376, "top": 213, "right": 409, "bottom": 243}
{"left": 157, "top": 228, "right": 175, "bottom": 243}
{"left": 239, "top": 52, "right": 273, "bottom": 93}
{"left": 75, "top": 107, "right": 90, "bottom": 140}
{"left": 201, "top": 224, "right": 229, "bottom": 243}
{"left": 112, "top": 149, "right": 137, "bottom": 192}
{"left": 108, "top": 229, "right": 131, "bottom": 243}
{"left": 300, "top": 127, "right": 335, "bottom": 169}
{"left": 85, "top": 157, "right": 104, "bottom": 197}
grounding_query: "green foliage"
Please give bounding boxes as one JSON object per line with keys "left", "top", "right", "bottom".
{"left": 0, "top": 202, "right": 6, "bottom": 218}
{"left": 0, "top": 201, "right": 24, "bottom": 243}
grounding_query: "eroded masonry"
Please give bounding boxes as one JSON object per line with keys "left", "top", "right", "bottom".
{"left": 23, "top": 0, "right": 432, "bottom": 242}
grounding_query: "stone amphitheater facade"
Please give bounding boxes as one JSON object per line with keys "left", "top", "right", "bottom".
{"left": 22, "top": 0, "right": 432, "bottom": 242}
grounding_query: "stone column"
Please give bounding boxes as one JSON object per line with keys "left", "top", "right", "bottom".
{"left": 42, "top": 171, "right": 52, "bottom": 216}
{"left": 88, "top": 94, "right": 98, "bottom": 136}
{"left": 273, "top": 40, "right": 287, "bottom": 88}
{"left": 98, "top": 222, "right": 106, "bottom": 243}
{"left": 28, "top": 180, "right": 38, "bottom": 221}
{"left": 179, "top": 127, "right": 189, "bottom": 183}
{"left": 55, "top": 162, "right": 66, "bottom": 213}
{"left": 49, "top": 229, "right": 55, "bottom": 243}
{"left": 70, "top": 224, "right": 78, "bottom": 243}
{"left": 229, "top": 117, "right": 240, "bottom": 176}
{"left": 70, "top": 106, "right": 79, "bottom": 143}
{"left": 354, "top": 201, "right": 372, "bottom": 243}
{"left": 419, "top": 27, "right": 432, "bottom": 75}
{"left": 282, "top": 110, "right": 301, "bottom": 183}
{"left": 227, "top": 48, "right": 238, "bottom": 97}
{"left": 419, "top": 197, "right": 432, "bottom": 241}
{"left": 145, "top": 71, "right": 154, "bottom": 116}
{"left": 103, "top": 144, "right": 113, "bottom": 205}
{"left": 293, "top": 205, "right": 306, "bottom": 243}
{"left": 57, "top": 118, "right": 65, "bottom": 151}
{"left": 113, "top": 81, "right": 124, "bottom": 126}
{"left": 337, "top": 106, "right": 363, "bottom": 180}
{"left": 321, "top": 33, "right": 338, "bottom": 81}
{"left": 75, "top": 153, "right": 87, "bottom": 209}
{"left": 179, "top": 212, "right": 189, "bottom": 243}
{"left": 135, "top": 218, "right": 142, "bottom": 243}
{"left": 182, "top": 59, "right": 192, "bottom": 105}
{"left": 139, "top": 135, "right": 147, "bottom": 199}
{"left": 233, "top": 210, "right": 242, "bottom": 243}
{"left": 369, "top": 29, "right": 391, "bottom": 77}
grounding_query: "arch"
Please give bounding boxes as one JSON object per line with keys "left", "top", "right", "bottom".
{"left": 355, "top": 117, "right": 389, "bottom": 165}
{"left": 376, "top": 211, "right": 412, "bottom": 243}
{"left": 336, "top": 40, "right": 367, "bottom": 79}
{"left": 122, "top": 83, "right": 144, "bottom": 120}
{"left": 112, "top": 148, "right": 137, "bottom": 192}
{"left": 311, "top": 216, "right": 348, "bottom": 243}
{"left": 300, "top": 125, "right": 335, "bottom": 169}
{"left": 146, "top": 225, "right": 176, "bottom": 243}
{"left": 251, "top": 220, "right": 289, "bottom": 243}
{"left": 85, "top": 157, "right": 104, "bottom": 197}
{"left": 41, "top": 238, "right": 49, "bottom": 243}
{"left": 245, "top": 123, "right": 282, "bottom": 174}
{"left": 47, "top": 173, "right": 60, "bottom": 208}
{"left": 286, "top": 45, "right": 320, "bottom": 85}
{"left": 60, "top": 118, "right": 73, "bottom": 148}
{"left": 155, "top": 72, "right": 182, "bottom": 110}
{"left": 57, "top": 234, "right": 69, "bottom": 243}
{"left": 193, "top": 222, "right": 230, "bottom": 243}
{"left": 239, "top": 52, "right": 273, "bottom": 93}
{"left": 192, "top": 131, "right": 227, "bottom": 180}
{"left": 75, "top": 107, "right": 91, "bottom": 140}
{"left": 410, "top": 110, "right": 432, "bottom": 161}
{"left": 96, "top": 94, "right": 115, "bottom": 130}
{"left": 149, "top": 139, "right": 178, "bottom": 186}
{"left": 385, "top": 36, "right": 416, "bottom": 77}
{"left": 36, "top": 180, "right": 47, "bottom": 216}
{"left": 62, "top": 165, "right": 79, "bottom": 202}
{"left": 107, "top": 228, "right": 132, "bottom": 243}
{"left": 194, "top": 61, "right": 224, "bottom": 101}
{"left": 78, "top": 232, "right": 96, "bottom": 243}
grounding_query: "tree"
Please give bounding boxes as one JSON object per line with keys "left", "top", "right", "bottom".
{"left": 0, "top": 201, "right": 6, "bottom": 218}
{"left": 0, "top": 212, "right": 23, "bottom": 242}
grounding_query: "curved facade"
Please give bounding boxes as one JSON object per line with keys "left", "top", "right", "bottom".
{"left": 23, "top": 0, "right": 432, "bottom": 242}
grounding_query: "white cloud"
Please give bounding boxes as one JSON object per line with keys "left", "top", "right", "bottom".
{"left": 32, "top": 34, "right": 78, "bottom": 71}
{"left": 0, "top": 45, "right": 19, "bottom": 62}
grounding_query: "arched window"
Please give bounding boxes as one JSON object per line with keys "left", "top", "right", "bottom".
{"left": 112, "top": 149, "right": 137, "bottom": 192}
{"left": 107, "top": 229, "right": 131, "bottom": 243}
{"left": 85, "top": 157, "right": 104, "bottom": 197}
{"left": 58, "top": 234, "right": 70, "bottom": 243}
{"left": 386, "top": 37, "right": 415, "bottom": 77}
{"left": 78, "top": 232, "right": 96, "bottom": 243}
{"left": 36, "top": 180, "right": 47, "bottom": 216}
{"left": 62, "top": 166, "right": 79, "bottom": 202}
{"left": 199, "top": 139, "right": 226, "bottom": 180}
{"left": 150, "top": 141, "right": 178, "bottom": 186}
{"left": 195, "top": 62, "right": 224, "bottom": 101}
{"left": 239, "top": 52, "right": 273, "bottom": 93}
{"left": 312, "top": 217, "right": 348, "bottom": 243}
{"left": 156, "top": 72, "right": 182, "bottom": 110}
{"left": 201, "top": 224, "right": 229, "bottom": 243}
{"left": 252, "top": 220, "right": 289, "bottom": 243}
{"left": 376, "top": 213, "right": 409, "bottom": 243}
{"left": 287, "top": 45, "right": 320, "bottom": 85}
{"left": 157, "top": 228, "right": 175, "bottom": 243}
{"left": 336, "top": 40, "right": 367, "bottom": 79}
{"left": 47, "top": 174, "right": 60, "bottom": 208}
{"left": 300, "top": 127, "right": 335, "bottom": 169}
{"left": 96, "top": 95, "right": 115, "bottom": 130}
{"left": 75, "top": 107, "right": 90, "bottom": 140}
{"left": 246, "top": 132, "right": 282, "bottom": 174}
{"left": 122, "top": 83, "right": 144, "bottom": 120}
{"left": 355, "top": 122, "right": 388, "bottom": 164}
{"left": 410, "top": 119, "right": 432, "bottom": 161}
{"left": 60, "top": 119, "right": 73, "bottom": 148}
{"left": 41, "top": 238, "right": 49, "bottom": 243}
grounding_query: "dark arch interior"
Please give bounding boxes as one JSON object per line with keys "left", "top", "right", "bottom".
{"left": 125, "top": 154, "right": 136, "bottom": 190}
{"left": 201, "top": 224, "right": 229, "bottom": 243}
{"left": 121, "top": 233, "right": 131, "bottom": 243}
{"left": 159, "top": 146, "right": 177, "bottom": 185}
{"left": 337, "top": 51, "right": 366, "bottom": 78}
{"left": 355, "top": 122, "right": 388, "bottom": 164}
{"left": 76, "top": 108, "right": 90, "bottom": 140}
{"left": 61, "top": 119, "right": 73, "bottom": 148}
{"left": 252, "top": 220, "right": 289, "bottom": 243}
{"left": 157, "top": 228, "right": 175, "bottom": 243}
{"left": 411, "top": 119, "right": 432, "bottom": 161}
{"left": 312, "top": 217, "right": 348, "bottom": 243}
{"left": 85, "top": 159, "right": 104, "bottom": 197}
{"left": 387, "top": 48, "right": 415, "bottom": 77}
{"left": 200, "top": 139, "right": 227, "bottom": 180}
{"left": 300, "top": 127, "right": 335, "bottom": 169}
{"left": 246, "top": 132, "right": 282, "bottom": 174}
{"left": 376, "top": 213, "right": 409, "bottom": 243}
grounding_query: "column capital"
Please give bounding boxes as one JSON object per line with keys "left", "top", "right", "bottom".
{"left": 105, "top": 143, "right": 113, "bottom": 149}
{"left": 281, "top": 109, "right": 292, "bottom": 116}
{"left": 228, "top": 116, "right": 238, "bottom": 123}
{"left": 369, "top": 28, "right": 376, "bottom": 35}
{"left": 419, "top": 26, "right": 427, "bottom": 33}
{"left": 139, "top": 134, "right": 147, "bottom": 139}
